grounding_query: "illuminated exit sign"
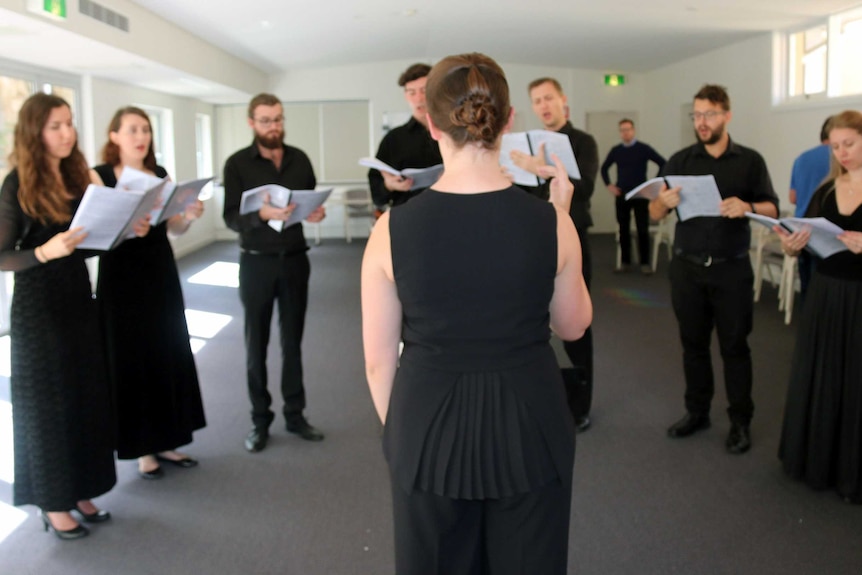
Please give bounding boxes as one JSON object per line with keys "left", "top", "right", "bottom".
{"left": 27, "top": 0, "right": 67, "bottom": 20}
{"left": 604, "top": 74, "right": 626, "bottom": 87}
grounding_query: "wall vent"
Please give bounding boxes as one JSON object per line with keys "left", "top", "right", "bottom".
{"left": 79, "top": 0, "right": 129, "bottom": 32}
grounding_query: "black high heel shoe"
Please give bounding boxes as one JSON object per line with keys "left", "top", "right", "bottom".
{"left": 156, "top": 453, "right": 199, "bottom": 468}
{"left": 39, "top": 511, "right": 89, "bottom": 541}
{"left": 73, "top": 504, "right": 112, "bottom": 523}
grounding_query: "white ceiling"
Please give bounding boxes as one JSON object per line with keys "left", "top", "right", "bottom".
{"left": 1, "top": 0, "right": 859, "bottom": 102}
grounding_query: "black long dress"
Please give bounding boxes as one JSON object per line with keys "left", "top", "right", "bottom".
{"left": 0, "top": 170, "right": 116, "bottom": 510}
{"left": 779, "top": 181, "right": 862, "bottom": 502}
{"left": 94, "top": 164, "right": 205, "bottom": 459}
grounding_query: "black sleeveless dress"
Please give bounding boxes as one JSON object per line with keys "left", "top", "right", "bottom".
{"left": 94, "top": 165, "right": 205, "bottom": 459}
{"left": 0, "top": 170, "right": 116, "bottom": 510}
{"left": 386, "top": 186, "right": 575, "bottom": 500}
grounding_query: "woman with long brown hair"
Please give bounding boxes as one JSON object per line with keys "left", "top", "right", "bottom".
{"left": 777, "top": 110, "right": 862, "bottom": 503}
{"left": 0, "top": 93, "right": 116, "bottom": 539}
{"left": 94, "top": 107, "right": 206, "bottom": 480}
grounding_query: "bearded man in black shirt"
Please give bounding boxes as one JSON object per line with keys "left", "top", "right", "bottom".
{"left": 223, "top": 93, "right": 327, "bottom": 453}
{"left": 650, "top": 84, "right": 778, "bottom": 454}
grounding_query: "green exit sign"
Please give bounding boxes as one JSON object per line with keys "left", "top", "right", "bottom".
{"left": 604, "top": 74, "right": 626, "bottom": 87}
{"left": 27, "top": 0, "right": 67, "bottom": 20}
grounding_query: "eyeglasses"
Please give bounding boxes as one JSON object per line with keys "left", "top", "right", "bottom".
{"left": 254, "top": 116, "right": 284, "bottom": 127}
{"left": 689, "top": 111, "right": 725, "bottom": 122}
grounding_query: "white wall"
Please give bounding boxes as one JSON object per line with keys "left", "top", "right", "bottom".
{"left": 642, "top": 33, "right": 862, "bottom": 212}
{"left": 0, "top": 0, "right": 267, "bottom": 96}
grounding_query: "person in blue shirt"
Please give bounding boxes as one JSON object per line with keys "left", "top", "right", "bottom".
{"left": 600, "top": 118, "right": 666, "bottom": 274}
{"left": 789, "top": 116, "right": 832, "bottom": 298}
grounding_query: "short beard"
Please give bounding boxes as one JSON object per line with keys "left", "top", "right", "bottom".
{"left": 695, "top": 124, "right": 724, "bottom": 146}
{"left": 255, "top": 131, "right": 283, "bottom": 150}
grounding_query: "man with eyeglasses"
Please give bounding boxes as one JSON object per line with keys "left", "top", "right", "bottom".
{"left": 367, "top": 63, "right": 442, "bottom": 209}
{"left": 223, "top": 93, "right": 327, "bottom": 453}
{"left": 649, "top": 84, "right": 778, "bottom": 455}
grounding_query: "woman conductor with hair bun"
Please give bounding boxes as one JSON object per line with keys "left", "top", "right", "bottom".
{"left": 362, "top": 53, "right": 592, "bottom": 574}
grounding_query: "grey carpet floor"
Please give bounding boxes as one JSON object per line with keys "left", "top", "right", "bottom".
{"left": 0, "top": 235, "right": 860, "bottom": 574}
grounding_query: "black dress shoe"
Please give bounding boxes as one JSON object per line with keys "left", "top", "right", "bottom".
{"left": 667, "top": 413, "right": 711, "bottom": 438}
{"left": 726, "top": 423, "right": 751, "bottom": 454}
{"left": 245, "top": 428, "right": 269, "bottom": 452}
{"left": 73, "top": 505, "right": 111, "bottom": 523}
{"left": 139, "top": 465, "right": 164, "bottom": 480}
{"left": 286, "top": 417, "right": 325, "bottom": 442}
{"left": 40, "top": 511, "right": 89, "bottom": 540}
{"left": 575, "top": 415, "right": 591, "bottom": 433}
{"left": 156, "top": 454, "right": 199, "bottom": 468}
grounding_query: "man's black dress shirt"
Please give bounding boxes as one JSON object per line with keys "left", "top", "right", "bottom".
{"left": 660, "top": 138, "right": 778, "bottom": 258}
{"left": 223, "top": 141, "right": 316, "bottom": 254}
{"left": 368, "top": 117, "right": 441, "bottom": 208}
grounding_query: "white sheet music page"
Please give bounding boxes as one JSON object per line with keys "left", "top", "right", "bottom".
{"left": 664, "top": 175, "right": 722, "bottom": 221}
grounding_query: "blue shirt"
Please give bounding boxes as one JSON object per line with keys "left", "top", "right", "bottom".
{"left": 789, "top": 144, "right": 830, "bottom": 217}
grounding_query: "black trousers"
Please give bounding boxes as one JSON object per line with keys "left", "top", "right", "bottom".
{"left": 561, "top": 228, "right": 593, "bottom": 418}
{"left": 616, "top": 196, "right": 650, "bottom": 265}
{"left": 239, "top": 251, "right": 310, "bottom": 430}
{"left": 669, "top": 256, "right": 754, "bottom": 424}
{"left": 391, "top": 479, "right": 572, "bottom": 575}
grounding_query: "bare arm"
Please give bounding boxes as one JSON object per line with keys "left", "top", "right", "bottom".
{"left": 361, "top": 212, "right": 402, "bottom": 424}
{"left": 549, "top": 207, "right": 592, "bottom": 341}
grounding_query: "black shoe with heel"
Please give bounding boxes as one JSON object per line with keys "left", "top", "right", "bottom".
{"left": 40, "top": 511, "right": 89, "bottom": 540}
{"left": 73, "top": 504, "right": 111, "bottom": 523}
{"left": 156, "top": 454, "right": 199, "bottom": 468}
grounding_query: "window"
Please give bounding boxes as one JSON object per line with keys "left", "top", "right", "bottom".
{"left": 787, "top": 25, "right": 827, "bottom": 98}
{"left": 136, "top": 105, "right": 176, "bottom": 178}
{"left": 194, "top": 113, "right": 214, "bottom": 200}
{"left": 0, "top": 60, "right": 81, "bottom": 337}
{"left": 781, "top": 6, "right": 862, "bottom": 102}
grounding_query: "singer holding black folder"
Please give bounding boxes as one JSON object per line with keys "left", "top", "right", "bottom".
{"left": 93, "top": 106, "right": 206, "bottom": 480}
{"left": 0, "top": 93, "right": 116, "bottom": 540}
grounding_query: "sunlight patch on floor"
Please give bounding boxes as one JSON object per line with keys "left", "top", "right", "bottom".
{"left": 185, "top": 309, "right": 232, "bottom": 339}
{"left": 187, "top": 261, "right": 239, "bottom": 288}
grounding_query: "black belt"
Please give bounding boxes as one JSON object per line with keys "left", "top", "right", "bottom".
{"left": 241, "top": 248, "right": 301, "bottom": 257}
{"left": 674, "top": 251, "right": 748, "bottom": 267}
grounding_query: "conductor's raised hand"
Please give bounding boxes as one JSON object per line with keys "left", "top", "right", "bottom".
{"left": 39, "top": 227, "right": 88, "bottom": 261}
{"left": 545, "top": 153, "right": 574, "bottom": 213}
{"left": 510, "top": 142, "right": 547, "bottom": 176}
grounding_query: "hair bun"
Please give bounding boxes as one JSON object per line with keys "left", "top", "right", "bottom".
{"left": 450, "top": 93, "right": 497, "bottom": 146}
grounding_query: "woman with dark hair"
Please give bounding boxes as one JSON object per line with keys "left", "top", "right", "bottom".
{"left": 93, "top": 106, "right": 206, "bottom": 480}
{"left": 362, "top": 53, "right": 592, "bottom": 574}
{"left": 777, "top": 109, "right": 862, "bottom": 503}
{"left": 0, "top": 93, "right": 116, "bottom": 539}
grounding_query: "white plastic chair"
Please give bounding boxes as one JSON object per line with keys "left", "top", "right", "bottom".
{"left": 342, "top": 188, "right": 375, "bottom": 243}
